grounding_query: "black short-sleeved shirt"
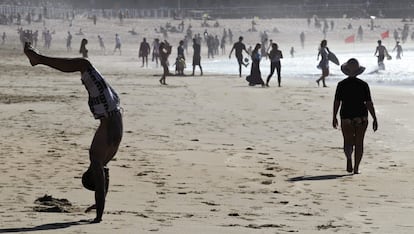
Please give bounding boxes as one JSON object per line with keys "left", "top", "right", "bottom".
{"left": 232, "top": 41, "right": 246, "bottom": 57}
{"left": 334, "top": 77, "right": 372, "bottom": 119}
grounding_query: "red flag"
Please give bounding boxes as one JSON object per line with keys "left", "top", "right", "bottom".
{"left": 345, "top": 34, "right": 355, "bottom": 43}
{"left": 381, "top": 30, "right": 389, "bottom": 39}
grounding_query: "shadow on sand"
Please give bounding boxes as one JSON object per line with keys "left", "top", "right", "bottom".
{"left": 288, "top": 174, "right": 353, "bottom": 182}
{"left": 0, "top": 220, "right": 91, "bottom": 233}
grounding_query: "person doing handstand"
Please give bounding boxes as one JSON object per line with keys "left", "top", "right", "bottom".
{"left": 23, "top": 42, "right": 123, "bottom": 223}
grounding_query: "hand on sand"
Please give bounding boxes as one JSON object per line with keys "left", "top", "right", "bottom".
{"left": 90, "top": 218, "right": 102, "bottom": 224}
{"left": 80, "top": 217, "right": 102, "bottom": 224}
{"left": 23, "top": 42, "right": 39, "bottom": 66}
{"left": 85, "top": 204, "right": 96, "bottom": 213}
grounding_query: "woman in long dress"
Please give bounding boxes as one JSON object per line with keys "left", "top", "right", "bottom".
{"left": 246, "top": 43, "right": 264, "bottom": 87}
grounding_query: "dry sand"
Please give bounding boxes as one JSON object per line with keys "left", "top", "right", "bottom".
{"left": 0, "top": 17, "right": 414, "bottom": 234}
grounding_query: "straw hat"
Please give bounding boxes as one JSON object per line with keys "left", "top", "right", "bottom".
{"left": 341, "top": 58, "right": 365, "bottom": 77}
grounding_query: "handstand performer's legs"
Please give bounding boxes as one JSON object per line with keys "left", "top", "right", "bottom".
{"left": 24, "top": 42, "right": 90, "bottom": 73}
{"left": 87, "top": 114, "right": 122, "bottom": 222}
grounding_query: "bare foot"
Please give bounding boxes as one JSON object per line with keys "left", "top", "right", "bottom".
{"left": 24, "top": 42, "right": 39, "bottom": 66}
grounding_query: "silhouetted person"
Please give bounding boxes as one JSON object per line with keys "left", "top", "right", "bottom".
{"left": 316, "top": 39, "right": 330, "bottom": 87}
{"left": 175, "top": 40, "right": 185, "bottom": 75}
{"left": 357, "top": 25, "right": 363, "bottom": 41}
{"left": 23, "top": 42, "right": 123, "bottom": 223}
{"left": 229, "top": 36, "right": 249, "bottom": 77}
{"left": 159, "top": 40, "right": 172, "bottom": 85}
{"left": 66, "top": 31, "right": 72, "bottom": 51}
{"left": 333, "top": 58, "right": 377, "bottom": 174}
{"left": 266, "top": 43, "right": 283, "bottom": 87}
{"left": 191, "top": 38, "right": 203, "bottom": 76}
{"left": 114, "top": 34, "right": 121, "bottom": 55}
{"left": 393, "top": 29, "right": 399, "bottom": 42}
{"left": 79, "top": 38, "right": 88, "bottom": 58}
{"left": 2, "top": 32, "right": 6, "bottom": 45}
{"left": 393, "top": 41, "right": 403, "bottom": 59}
{"left": 228, "top": 29, "right": 233, "bottom": 43}
{"left": 300, "top": 31, "right": 305, "bottom": 49}
{"left": 374, "top": 40, "right": 389, "bottom": 70}
{"left": 139, "top": 38, "right": 150, "bottom": 67}
{"left": 290, "top": 46, "right": 295, "bottom": 58}
{"left": 246, "top": 43, "right": 264, "bottom": 87}
{"left": 98, "top": 35, "right": 105, "bottom": 54}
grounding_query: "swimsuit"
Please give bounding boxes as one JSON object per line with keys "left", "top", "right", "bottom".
{"left": 81, "top": 67, "right": 120, "bottom": 119}
{"left": 341, "top": 117, "right": 368, "bottom": 127}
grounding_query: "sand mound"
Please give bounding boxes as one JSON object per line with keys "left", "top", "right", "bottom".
{"left": 33, "top": 194, "right": 73, "bottom": 213}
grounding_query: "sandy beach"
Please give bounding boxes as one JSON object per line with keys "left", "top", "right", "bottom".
{"left": 1, "top": 17, "right": 414, "bottom": 233}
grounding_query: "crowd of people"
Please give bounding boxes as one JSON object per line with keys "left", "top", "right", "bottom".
{"left": 6, "top": 12, "right": 411, "bottom": 90}
{"left": 3, "top": 9, "right": 390, "bottom": 224}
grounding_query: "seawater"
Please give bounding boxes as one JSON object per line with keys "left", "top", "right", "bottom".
{"left": 197, "top": 49, "right": 414, "bottom": 86}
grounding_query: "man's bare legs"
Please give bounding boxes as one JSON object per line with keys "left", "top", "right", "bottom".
{"left": 24, "top": 42, "right": 90, "bottom": 73}
{"left": 86, "top": 113, "right": 123, "bottom": 223}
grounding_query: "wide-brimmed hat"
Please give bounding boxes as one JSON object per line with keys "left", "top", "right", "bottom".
{"left": 341, "top": 58, "right": 365, "bottom": 77}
